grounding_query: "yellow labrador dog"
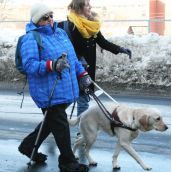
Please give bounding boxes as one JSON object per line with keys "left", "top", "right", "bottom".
{"left": 68, "top": 103, "right": 168, "bottom": 171}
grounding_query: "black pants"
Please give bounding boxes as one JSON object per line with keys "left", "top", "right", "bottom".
{"left": 20, "top": 104, "right": 76, "bottom": 164}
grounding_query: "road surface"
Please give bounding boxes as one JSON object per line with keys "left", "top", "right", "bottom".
{"left": 0, "top": 90, "right": 170, "bottom": 172}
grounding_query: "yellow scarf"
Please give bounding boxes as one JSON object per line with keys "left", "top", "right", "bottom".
{"left": 68, "top": 11, "right": 101, "bottom": 38}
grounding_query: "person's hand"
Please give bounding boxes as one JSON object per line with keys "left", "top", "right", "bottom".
{"left": 53, "top": 55, "right": 70, "bottom": 72}
{"left": 79, "top": 73, "right": 92, "bottom": 92}
{"left": 120, "top": 47, "right": 132, "bottom": 59}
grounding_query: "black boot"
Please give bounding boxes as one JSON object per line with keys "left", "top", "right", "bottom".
{"left": 59, "top": 162, "right": 89, "bottom": 172}
{"left": 18, "top": 144, "right": 47, "bottom": 163}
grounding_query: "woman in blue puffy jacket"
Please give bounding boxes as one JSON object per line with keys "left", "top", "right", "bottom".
{"left": 18, "top": 3, "right": 90, "bottom": 172}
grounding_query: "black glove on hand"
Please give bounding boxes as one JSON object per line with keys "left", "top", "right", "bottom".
{"left": 79, "top": 74, "right": 92, "bottom": 92}
{"left": 52, "top": 53, "right": 70, "bottom": 72}
{"left": 120, "top": 47, "right": 132, "bottom": 59}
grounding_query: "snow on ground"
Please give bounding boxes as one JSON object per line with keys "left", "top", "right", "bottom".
{"left": 0, "top": 28, "right": 171, "bottom": 93}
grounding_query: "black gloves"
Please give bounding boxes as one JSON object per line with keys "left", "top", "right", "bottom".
{"left": 79, "top": 73, "right": 92, "bottom": 92}
{"left": 120, "top": 47, "right": 132, "bottom": 59}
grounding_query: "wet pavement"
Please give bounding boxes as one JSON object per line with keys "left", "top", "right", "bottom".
{"left": 0, "top": 90, "right": 171, "bottom": 172}
{"left": 0, "top": 139, "right": 170, "bottom": 172}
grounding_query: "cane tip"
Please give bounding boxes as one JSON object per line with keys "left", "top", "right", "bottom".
{"left": 27, "top": 162, "right": 31, "bottom": 168}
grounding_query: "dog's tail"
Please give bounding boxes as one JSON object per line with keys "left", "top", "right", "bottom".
{"left": 68, "top": 117, "right": 80, "bottom": 126}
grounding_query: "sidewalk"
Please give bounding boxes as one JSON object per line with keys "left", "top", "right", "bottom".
{"left": 0, "top": 139, "right": 170, "bottom": 172}
{"left": 0, "top": 91, "right": 170, "bottom": 172}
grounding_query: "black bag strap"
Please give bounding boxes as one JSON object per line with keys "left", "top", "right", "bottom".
{"left": 30, "top": 30, "right": 43, "bottom": 50}
{"left": 63, "top": 20, "right": 72, "bottom": 41}
{"left": 18, "top": 31, "right": 43, "bottom": 108}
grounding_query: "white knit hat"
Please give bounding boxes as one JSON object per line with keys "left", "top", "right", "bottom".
{"left": 30, "top": 3, "right": 53, "bottom": 24}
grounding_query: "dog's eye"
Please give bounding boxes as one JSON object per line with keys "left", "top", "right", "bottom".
{"left": 156, "top": 117, "right": 160, "bottom": 121}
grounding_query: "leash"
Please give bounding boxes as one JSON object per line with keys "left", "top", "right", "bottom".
{"left": 86, "top": 89, "right": 137, "bottom": 132}
{"left": 69, "top": 89, "right": 103, "bottom": 119}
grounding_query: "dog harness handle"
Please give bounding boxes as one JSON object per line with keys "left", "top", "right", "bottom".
{"left": 88, "top": 90, "right": 137, "bottom": 132}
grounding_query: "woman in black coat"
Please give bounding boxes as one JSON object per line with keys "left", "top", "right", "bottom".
{"left": 58, "top": 0, "right": 131, "bottom": 120}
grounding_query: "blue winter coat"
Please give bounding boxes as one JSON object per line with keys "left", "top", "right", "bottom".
{"left": 20, "top": 21, "right": 85, "bottom": 108}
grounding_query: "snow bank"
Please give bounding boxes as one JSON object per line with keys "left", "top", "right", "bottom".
{"left": 96, "top": 33, "right": 171, "bottom": 89}
{"left": 0, "top": 29, "right": 171, "bottom": 94}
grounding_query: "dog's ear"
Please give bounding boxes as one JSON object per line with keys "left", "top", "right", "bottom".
{"left": 139, "top": 115, "right": 149, "bottom": 131}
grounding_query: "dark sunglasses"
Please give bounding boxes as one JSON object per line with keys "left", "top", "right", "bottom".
{"left": 41, "top": 14, "right": 53, "bottom": 21}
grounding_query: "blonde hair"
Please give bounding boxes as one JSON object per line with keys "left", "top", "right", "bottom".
{"left": 68, "top": 0, "right": 99, "bottom": 21}
{"left": 68, "top": 0, "right": 86, "bottom": 14}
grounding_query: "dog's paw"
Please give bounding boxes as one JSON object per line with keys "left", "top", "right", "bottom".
{"left": 89, "top": 162, "right": 97, "bottom": 166}
{"left": 113, "top": 166, "right": 121, "bottom": 170}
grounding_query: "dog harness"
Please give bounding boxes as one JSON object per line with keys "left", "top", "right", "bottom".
{"left": 110, "top": 108, "right": 137, "bottom": 135}
{"left": 86, "top": 89, "right": 137, "bottom": 133}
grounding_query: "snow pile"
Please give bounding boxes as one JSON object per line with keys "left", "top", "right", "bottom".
{"left": 96, "top": 33, "right": 171, "bottom": 89}
{"left": 0, "top": 29, "right": 25, "bottom": 81}
{"left": 0, "top": 29, "right": 171, "bottom": 92}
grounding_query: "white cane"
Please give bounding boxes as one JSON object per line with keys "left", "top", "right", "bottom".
{"left": 27, "top": 76, "right": 59, "bottom": 168}
{"left": 27, "top": 53, "right": 68, "bottom": 168}
{"left": 92, "top": 81, "right": 119, "bottom": 104}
